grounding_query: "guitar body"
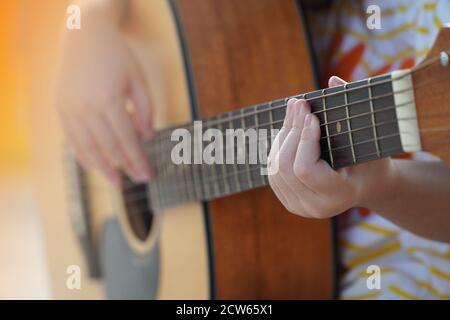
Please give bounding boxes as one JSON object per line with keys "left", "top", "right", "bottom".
{"left": 38, "top": 0, "right": 335, "bottom": 299}
{"left": 169, "top": 0, "right": 335, "bottom": 299}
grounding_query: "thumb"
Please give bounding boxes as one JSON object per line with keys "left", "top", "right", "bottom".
{"left": 328, "top": 75, "right": 347, "bottom": 88}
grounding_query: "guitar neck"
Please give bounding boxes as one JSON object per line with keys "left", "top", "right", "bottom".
{"left": 145, "top": 70, "right": 421, "bottom": 210}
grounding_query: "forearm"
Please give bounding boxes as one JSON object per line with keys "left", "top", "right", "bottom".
{"left": 365, "top": 159, "right": 450, "bottom": 243}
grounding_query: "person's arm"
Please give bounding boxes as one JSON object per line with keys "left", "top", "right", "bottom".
{"left": 268, "top": 76, "right": 450, "bottom": 243}
{"left": 365, "top": 159, "right": 450, "bottom": 242}
{"left": 56, "top": 0, "right": 152, "bottom": 186}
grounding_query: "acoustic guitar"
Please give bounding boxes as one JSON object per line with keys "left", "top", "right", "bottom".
{"left": 61, "top": 0, "right": 450, "bottom": 299}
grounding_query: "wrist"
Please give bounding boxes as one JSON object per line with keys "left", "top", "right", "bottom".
{"left": 356, "top": 158, "right": 400, "bottom": 211}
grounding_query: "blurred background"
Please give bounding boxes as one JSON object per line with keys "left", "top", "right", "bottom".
{"left": 0, "top": 1, "right": 49, "bottom": 299}
{"left": 0, "top": 0, "right": 183, "bottom": 300}
{"left": 0, "top": 0, "right": 95, "bottom": 299}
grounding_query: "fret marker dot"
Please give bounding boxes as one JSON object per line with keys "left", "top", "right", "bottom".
{"left": 336, "top": 121, "right": 342, "bottom": 133}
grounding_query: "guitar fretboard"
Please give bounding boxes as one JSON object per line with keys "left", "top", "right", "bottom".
{"left": 144, "top": 72, "right": 406, "bottom": 210}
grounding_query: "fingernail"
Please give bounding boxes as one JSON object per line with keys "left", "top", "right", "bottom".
{"left": 329, "top": 76, "right": 345, "bottom": 87}
{"left": 288, "top": 98, "right": 297, "bottom": 105}
{"left": 299, "top": 99, "right": 310, "bottom": 110}
{"left": 304, "top": 114, "right": 312, "bottom": 127}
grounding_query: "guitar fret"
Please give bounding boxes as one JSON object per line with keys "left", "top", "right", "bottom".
{"left": 227, "top": 114, "right": 241, "bottom": 193}
{"left": 255, "top": 104, "right": 265, "bottom": 186}
{"left": 271, "top": 102, "right": 276, "bottom": 123}
{"left": 156, "top": 148, "right": 164, "bottom": 209}
{"left": 173, "top": 137, "right": 186, "bottom": 205}
{"left": 266, "top": 101, "right": 276, "bottom": 185}
{"left": 368, "top": 77, "right": 381, "bottom": 158}
{"left": 172, "top": 159, "right": 180, "bottom": 206}
{"left": 190, "top": 134, "right": 202, "bottom": 200}
{"left": 194, "top": 164, "right": 203, "bottom": 201}
{"left": 268, "top": 101, "right": 275, "bottom": 142}
{"left": 200, "top": 164, "right": 206, "bottom": 201}
{"left": 169, "top": 155, "right": 179, "bottom": 207}
{"left": 322, "top": 89, "right": 335, "bottom": 168}
{"left": 199, "top": 135, "right": 210, "bottom": 200}
{"left": 218, "top": 114, "right": 230, "bottom": 195}
{"left": 182, "top": 134, "right": 196, "bottom": 202}
{"left": 208, "top": 121, "right": 220, "bottom": 198}
{"left": 189, "top": 122, "right": 203, "bottom": 200}
{"left": 146, "top": 145, "right": 159, "bottom": 209}
{"left": 166, "top": 163, "right": 173, "bottom": 206}
{"left": 168, "top": 144, "right": 178, "bottom": 206}
{"left": 182, "top": 163, "right": 191, "bottom": 203}
{"left": 159, "top": 140, "right": 169, "bottom": 208}
{"left": 241, "top": 109, "right": 253, "bottom": 189}
{"left": 210, "top": 166, "right": 220, "bottom": 198}
{"left": 150, "top": 182, "right": 160, "bottom": 210}
{"left": 344, "top": 84, "right": 356, "bottom": 164}
{"left": 144, "top": 72, "right": 409, "bottom": 206}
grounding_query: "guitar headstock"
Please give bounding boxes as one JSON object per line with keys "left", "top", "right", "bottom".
{"left": 412, "top": 25, "right": 450, "bottom": 164}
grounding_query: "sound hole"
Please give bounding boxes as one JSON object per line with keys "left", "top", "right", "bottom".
{"left": 122, "top": 177, "right": 153, "bottom": 241}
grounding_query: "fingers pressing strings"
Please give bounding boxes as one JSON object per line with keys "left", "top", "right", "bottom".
{"left": 64, "top": 110, "right": 121, "bottom": 186}
{"left": 105, "top": 99, "right": 152, "bottom": 182}
{"left": 268, "top": 99, "right": 297, "bottom": 208}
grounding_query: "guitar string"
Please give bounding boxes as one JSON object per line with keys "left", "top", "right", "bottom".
{"left": 128, "top": 135, "right": 450, "bottom": 209}
{"left": 120, "top": 117, "right": 414, "bottom": 202}
{"left": 122, "top": 144, "right": 406, "bottom": 210}
{"left": 146, "top": 63, "right": 450, "bottom": 166}
{"left": 148, "top": 78, "right": 410, "bottom": 142}
{"left": 143, "top": 68, "right": 450, "bottom": 166}
{"left": 145, "top": 98, "right": 415, "bottom": 168}
{"left": 102, "top": 62, "right": 450, "bottom": 199}
{"left": 150, "top": 70, "right": 417, "bottom": 138}
{"left": 85, "top": 119, "right": 450, "bottom": 212}
{"left": 105, "top": 82, "right": 450, "bottom": 203}
{"left": 120, "top": 124, "right": 411, "bottom": 204}
{"left": 75, "top": 53, "right": 450, "bottom": 210}
{"left": 148, "top": 51, "right": 447, "bottom": 141}
{"left": 144, "top": 85, "right": 414, "bottom": 153}
{"left": 121, "top": 125, "right": 450, "bottom": 212}
{"left": 120, "top": 104, "right": 450, "bottom": 205}
{"left": 117, "top": 95, "right": 443, "bottom": 199}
